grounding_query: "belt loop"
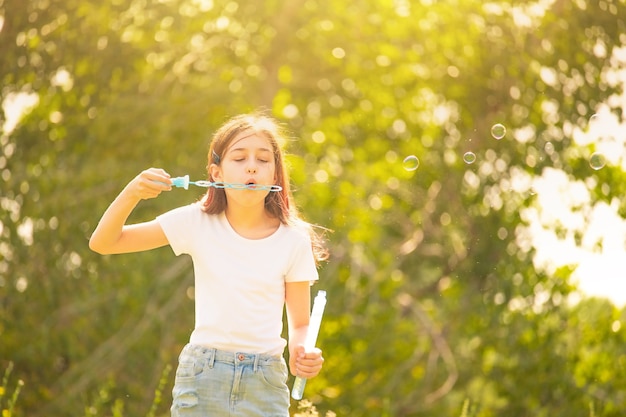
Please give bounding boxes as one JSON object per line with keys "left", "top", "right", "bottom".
{"left": 209, "top": 348, "right": 216, "bottom": 368}
{"left": 253, "top": 354, "right": 260, "bottom": 372}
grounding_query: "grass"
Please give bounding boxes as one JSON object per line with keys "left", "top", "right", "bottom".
{"left": 0, "top": 363, "right": 604, "bottom": 417}
{"left": 0, "top": 362, "right": 24, "bottom": 417}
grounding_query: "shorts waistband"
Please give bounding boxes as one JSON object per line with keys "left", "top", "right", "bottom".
{"left": 182, "top": 343, "right": 282, "bottom": 368}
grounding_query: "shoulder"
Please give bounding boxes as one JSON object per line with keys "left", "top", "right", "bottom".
{"left": 157, "top": 202, "right": 218, "bottom": 224}
{"left": 280, "top": 220, "right": 314, "bottom": 246}
{"left": 164, "top": 202, "right": 204, "bottom": 215}
{"left": 283, "top": 218, "right": 328, "bottom": 264}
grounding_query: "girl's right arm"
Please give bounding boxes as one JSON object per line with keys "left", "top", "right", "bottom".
{"left": 89, "top": 168, "right": 172, "bottom": 255}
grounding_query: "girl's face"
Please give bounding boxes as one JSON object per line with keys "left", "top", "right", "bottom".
{"left": 210, "top": 129, "right": 277, "bottom": 205}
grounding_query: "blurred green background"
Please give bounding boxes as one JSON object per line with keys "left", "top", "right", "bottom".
{"left": 1, "top": 0, "right": 626, "bottom": 416}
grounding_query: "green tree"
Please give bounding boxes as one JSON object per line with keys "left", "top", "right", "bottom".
{"left": 1, "top": 0, "right": 625, "bottom": 416}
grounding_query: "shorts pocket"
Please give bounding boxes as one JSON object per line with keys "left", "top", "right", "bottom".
{"left": 175, "top": 351, "right": 206, "bottom": 379}
{"left": 259, "top": 359, "right": 288, "bottom": 391}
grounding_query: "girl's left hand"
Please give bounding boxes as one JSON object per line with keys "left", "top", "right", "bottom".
{"left": 290, "top": 346, "right": 324, "bottom": 378}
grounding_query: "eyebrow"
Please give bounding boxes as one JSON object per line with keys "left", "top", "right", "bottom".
{"left": 228, "top": 147, "right": 273, "bottom": 154}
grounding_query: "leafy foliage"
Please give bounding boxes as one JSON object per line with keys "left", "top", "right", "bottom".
{"left": 1, "top": 0, "right": 625, "bottom": 416}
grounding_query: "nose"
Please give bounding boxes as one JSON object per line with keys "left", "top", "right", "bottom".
{"left": 246, "top": 164, "right": 257, "bottom": 174}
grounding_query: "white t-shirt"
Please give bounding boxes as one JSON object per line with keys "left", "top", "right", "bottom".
{"left": 157, "top": 203, "right": 318, "bottom": 355}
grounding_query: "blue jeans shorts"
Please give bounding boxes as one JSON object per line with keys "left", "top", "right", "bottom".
{"left": 171, "top": 344, "right": 290, "bottom": 417}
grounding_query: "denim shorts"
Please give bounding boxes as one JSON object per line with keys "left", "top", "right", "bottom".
{"left": 171, "top": 344, "right": 290, "bottom": 417}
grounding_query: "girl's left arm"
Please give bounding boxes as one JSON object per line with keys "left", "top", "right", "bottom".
{"left": 285, "top": 281, "right": 324, "bottom": 378}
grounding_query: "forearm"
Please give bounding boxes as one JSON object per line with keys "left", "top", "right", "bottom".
{"left": 286, "top": 281, "right": 325, "bottom": 377}
{"left": 89, "top": 168, "right": 171, "bottom": 254}
{"left": 89, "top": 186, "right": 141, "bottom": 254}
{"left": 288, "top": 324, "right": 309, "bottom": 356}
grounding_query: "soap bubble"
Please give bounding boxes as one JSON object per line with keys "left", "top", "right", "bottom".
{"left": 491, "top": 123, "right": 506, "bottom": 140}
{"left": 403, "top": 155, "right": 419, "bottom": 171}
{"left": 463, "top": 152, "right": 477, "bottom": 164}
{"left": 589, "top": 152, "right": 606, "bottom": 170}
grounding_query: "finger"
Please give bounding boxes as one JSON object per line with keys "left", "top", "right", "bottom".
{"left": 141, "top": 168, "right": 171, "bottom": 182}
{"left": 295, "top": 363, "right": 323, "bottom": 378}
{"left": 295, "top": 354, "right": 324, "bottom": 377}
{"left": 298, "top": 356, "right": 324, "bottom": 367}
{"left": 300, "top": 348, "right": 323, "bottom": 361}
{"left": 140, "top": 178, "right": 169, "bottom": 193}
{"left": 297, "top": 350, "right": 322, "bottom": 364}
{"left": 297, "top": 356, "right": 324, "bottom": 368}
{"left": 131, "top": 178, "right": 169, "bottom": 200}
{"left": 143, "top": 175, "right": 172, "bottom": 192}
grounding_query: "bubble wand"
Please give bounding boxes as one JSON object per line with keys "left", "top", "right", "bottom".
{"left": 157, "top": 175, "right": 282, "bottom": 191}
{"left": 292, "top": 290, "right": 327, "bottom": 400}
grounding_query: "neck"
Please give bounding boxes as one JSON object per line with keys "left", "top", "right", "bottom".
{"left": 225, "top": 203, "right": 266, "bottom": 226}
{"left": 224, "top": 204, "right": 280, "bottom": 239}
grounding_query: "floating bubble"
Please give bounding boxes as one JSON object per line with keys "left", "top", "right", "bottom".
{"left": 403, "top": 155, "right": 419, "bottom": 171}
{"left": 491, "top": 123, "right": 506, "bottom": 140}
{"left": 586, "top": 114, "right": 601, "bottom": 133}
{"left": 589, "top": 152, "right": 606, "bottom": 170}
{"left": 463, "top": 151, "right": 476, "bottom": 164}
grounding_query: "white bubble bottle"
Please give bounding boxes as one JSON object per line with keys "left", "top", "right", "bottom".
{"left": 291, "top": 290, "right": 327, "bottom": 400}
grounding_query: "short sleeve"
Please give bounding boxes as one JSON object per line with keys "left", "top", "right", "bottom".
{"left": 285, "top": 229, "right": 319, "bottom": 283}
{"left": 156, "top": 203, "right": 199, "bottom": 256}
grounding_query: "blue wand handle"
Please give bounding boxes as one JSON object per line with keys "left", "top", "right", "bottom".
{"left": 156, "top": 175, "right": 282, "bottom": 191}
{"left": 291, "top": 290, "right": 327, "bottom": 400}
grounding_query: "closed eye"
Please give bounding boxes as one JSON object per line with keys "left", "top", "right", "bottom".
{"left": 232, "top": 158, "right": 269, "bottom": 163}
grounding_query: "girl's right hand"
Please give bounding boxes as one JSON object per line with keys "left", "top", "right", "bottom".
{"left": 126, "top": 168, "right": 172, "bottom": 200}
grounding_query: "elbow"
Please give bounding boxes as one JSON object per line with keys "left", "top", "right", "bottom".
{"left": 89, "top": 237, "right": 109, "bottom": 255}
{"left": 88, "top": 239, "right": 102, "bottom": 254}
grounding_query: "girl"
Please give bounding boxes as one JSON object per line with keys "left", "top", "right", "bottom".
{"left": 89, "top": 113, "right": 328, "bottom": 416}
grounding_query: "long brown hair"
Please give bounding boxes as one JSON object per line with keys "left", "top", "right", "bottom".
{"left": 200, "top": 113, "right": 329, "bottom": 263}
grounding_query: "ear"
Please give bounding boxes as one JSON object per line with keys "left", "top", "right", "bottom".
{"left": 209, "top": 163, "right": 222, "bottom": 181}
